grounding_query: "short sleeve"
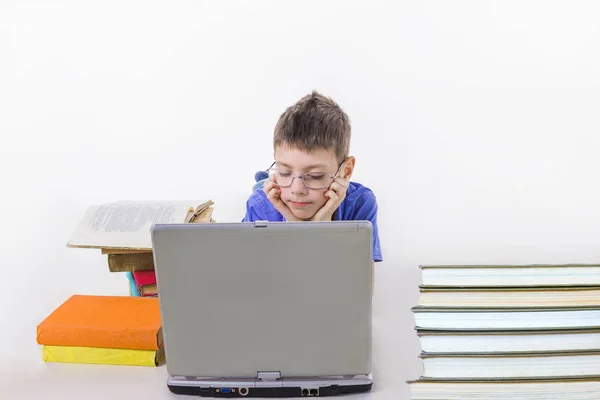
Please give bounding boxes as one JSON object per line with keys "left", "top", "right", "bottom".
{"left": 242, "top": 191, "right": 284, "bottom": 223}
{"left": 353, "top": 193, "right": 383, "bottom": 262}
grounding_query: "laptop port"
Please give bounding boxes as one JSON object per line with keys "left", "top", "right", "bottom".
{"left": 239, "top": 387, "right": 249, "bottom": 396}
{"left": 331, "top": 384, "right": 339, "bottom": 393}
{"left": 310, "top": 388, "right": 318, "bottom": 396}
{"left": 219, "top": 387, "right": 232, "bottom": 394}
{"left": 301, "top": 388, "right": 309, "bottom": 396}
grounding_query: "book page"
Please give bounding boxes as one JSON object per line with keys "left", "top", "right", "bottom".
{"left": 67, "top": 201, "right": 208, "bottom": 249}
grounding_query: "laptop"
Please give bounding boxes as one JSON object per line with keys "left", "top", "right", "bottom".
{"left": 150, "top": 220, "right": 374, "bottom": 397}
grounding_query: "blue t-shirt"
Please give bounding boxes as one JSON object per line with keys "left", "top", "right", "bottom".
{"left": 242, "top": 181, "right": 383, "bottom": 262}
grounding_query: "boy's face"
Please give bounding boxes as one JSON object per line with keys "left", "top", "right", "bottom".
{"left": 271, "top": 146, "right": 352, "bottom": 220}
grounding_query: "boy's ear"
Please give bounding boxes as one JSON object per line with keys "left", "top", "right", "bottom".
{"left": 341, "top": 156, "right": 355, "bottom": 179}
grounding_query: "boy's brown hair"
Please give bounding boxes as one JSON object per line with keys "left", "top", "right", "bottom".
{"left": 273, "top": 91, "right": 351, "bottom": 163}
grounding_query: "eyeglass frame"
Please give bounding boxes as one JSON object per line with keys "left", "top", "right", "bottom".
{"left": 265, "top": 159, "right": 347, "bottom": 190}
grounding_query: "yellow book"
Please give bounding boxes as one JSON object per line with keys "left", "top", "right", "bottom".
{"left": 42, "top": 345, "right": 165, "bottom": 367}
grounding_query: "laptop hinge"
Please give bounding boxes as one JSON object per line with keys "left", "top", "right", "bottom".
{"left": 254, "top": 220, "right": 268, "bottom": 228}
{"left": 256, "top": 371, "right": 282, "bottom": 388}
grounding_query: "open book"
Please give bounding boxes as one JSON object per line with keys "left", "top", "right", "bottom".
{"left": 67, "top": 200, "right": 213, "bottom": 250}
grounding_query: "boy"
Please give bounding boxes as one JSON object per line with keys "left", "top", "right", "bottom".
{"left": 242, "top": 91, "right": 382, "bottom": 289}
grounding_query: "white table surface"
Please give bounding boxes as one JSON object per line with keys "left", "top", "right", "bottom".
{"left": 2, "top": 258, "right": 423, "bottom": 400}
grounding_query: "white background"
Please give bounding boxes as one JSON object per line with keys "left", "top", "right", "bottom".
{"left": 2, "top": 1, "right": 600, "bottom": 398}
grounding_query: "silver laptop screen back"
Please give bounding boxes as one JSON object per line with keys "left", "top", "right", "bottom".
{"left": 151, "top": 221, "right": 372, "bottom": 378}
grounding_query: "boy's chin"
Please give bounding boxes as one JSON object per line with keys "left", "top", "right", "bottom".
{"left": 288, "top": 208, "right": 317, "bottom": 221}
{"left": 292, "top": 210, "right": 315, "bottom": 220}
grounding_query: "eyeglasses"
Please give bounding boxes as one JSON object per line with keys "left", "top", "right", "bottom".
{"left": 266, "top": 160, "right": 346, "bottom": 190}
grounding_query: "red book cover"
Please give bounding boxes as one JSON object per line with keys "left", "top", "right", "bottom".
{"left": 132, "top": 271, "right": 156, "bottom": 286}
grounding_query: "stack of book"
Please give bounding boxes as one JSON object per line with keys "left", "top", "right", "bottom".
{"left": 37, "top": 295, "right": 163, "bottom": 367}
{"left": 67, "top": 200, "right": 215, "bottom": 297}
{"left": 407, "top": 264, "right": 600, "bottom": 400}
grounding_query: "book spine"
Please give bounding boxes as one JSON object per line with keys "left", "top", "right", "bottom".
{"left": 108, "top": 253, "right": 155, "bottom": 272}
{"left": 36, "top": 326, "right": 160, "bottom": 351}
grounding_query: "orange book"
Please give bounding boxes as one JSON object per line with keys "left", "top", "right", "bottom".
{"left": 36, "top": 295, "right": 162, "bottom": 350}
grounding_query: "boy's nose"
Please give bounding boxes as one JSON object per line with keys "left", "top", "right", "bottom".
{"left": 290, "top": 176, "right": 307, "bottom": 194}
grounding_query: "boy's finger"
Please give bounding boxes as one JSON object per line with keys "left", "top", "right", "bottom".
{"left": 269, "top": 174, "right": 281, "bottom": 188}
{"left": 265, "top": 180, "right": 280, "bottom": 190}
{"left": 334, "top": 177, "right": 350, "bottom": 188}
{"left": 267, "top": 188, "right": 279, "bottom": 201}
{"left": 263, "top": 181, "right": 273, "bottom": 193}
{"left": 325, "top": 190, "right": 339, "bottom": 203}
{"left": 329, "top": 181, "right": 347, "bottom": 195}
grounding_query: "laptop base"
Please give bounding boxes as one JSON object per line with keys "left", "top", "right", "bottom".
{"left": 167, "top": 374, "right": 373, "bottom": 397}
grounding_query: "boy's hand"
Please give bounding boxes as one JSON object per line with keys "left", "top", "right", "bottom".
{"left": 311, "top": 177, "right": 350, "bottom": 221}
{"left": 263, "top": 180, "right": 303, "bottom": 221}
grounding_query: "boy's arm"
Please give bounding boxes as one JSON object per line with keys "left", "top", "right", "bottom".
{"left": 243, "top": 191, "right": 288, "bottom": 223}
{"left": 242, "top": 193, "right": 267, "bottom": 222}
{"left": 242, "top": 205, "right": 260, "bottom": 222}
